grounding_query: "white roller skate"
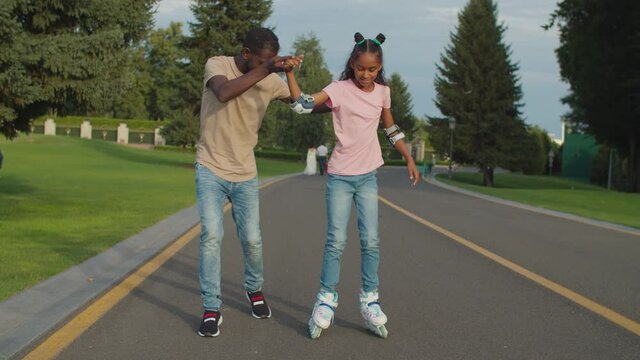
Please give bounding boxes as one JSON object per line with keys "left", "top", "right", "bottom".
{"left": 359, "top": 289, "right": 388, "bottom": 338}
{"left": 308, "top": 291, "right": 338, "bottom": 339}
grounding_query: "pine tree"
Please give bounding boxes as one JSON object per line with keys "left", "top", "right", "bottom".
{"left": 186, "top": 0, "right": 272, "bottom": 65}
{"left": 0, "top": 0, "right": 157, "bottom": 139}
{"left": 433, "top": 0, "right": 525, "bottom": 186}
{"left": 181, "top": 0, "right": 274, "bottom": 117}
{"left": 388, "top": 73, "right": 416, "bottom": 135}
{"left": 146, "top": 22, "right": 193, "bottom": 121}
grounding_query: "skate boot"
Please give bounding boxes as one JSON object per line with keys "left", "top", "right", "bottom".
{"left": 359, "top": 289, "right": 388, "bottom": 338}
{"left": 308, "top": 291, "right": 338, "bottom": 339}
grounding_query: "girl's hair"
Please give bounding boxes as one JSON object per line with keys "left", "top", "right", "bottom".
{"left": 339, "top": 32, "right": 386, "bottom": 85}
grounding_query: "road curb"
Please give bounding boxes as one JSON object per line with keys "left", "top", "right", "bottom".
{"left": 425, "top": 175, "right": 640, "bottom": 237}
{"left": 0, "top": 173, "right": 299, "bottom": 360}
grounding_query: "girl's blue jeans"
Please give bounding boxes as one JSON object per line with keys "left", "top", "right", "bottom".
{"left": 195, "top": 162, "right": 263, "bottom": 311}
{"left": 320, "top": 170, "right": 380, "bottom": 297}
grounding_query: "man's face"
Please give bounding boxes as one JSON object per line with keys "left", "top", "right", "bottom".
{"left": 244, "top": 47, "right": 278, "bottom": 71}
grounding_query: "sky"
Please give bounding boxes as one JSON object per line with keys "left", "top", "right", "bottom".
{"left": 154, "top": 0, "right": 569, "bottom": 138}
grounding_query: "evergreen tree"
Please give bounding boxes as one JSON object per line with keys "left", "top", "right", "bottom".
{"left": 146, "top": 22, "right": 193, "bottom": 121}
{"left": 520, "top": 125, "right": 553, "bottom": 175}
{"left": 160, "top": 109, "right": 200, "bottom": 148}
{"left": 182, "top": 0, "right": 273, "bottom": 117}
{"left": 0, "top": 0, "right": 157, "bottom": 139}
{"left": 547, "top": 0, "right": 640, "bottom": 192}
{"left": 388, "top": 73, "right": 416, "bottom": 135}
{"left": 111, "top": 47, "right": 152, "bottom": 120}
{"left": 186, "top": 0, "right": 273, "bottom": 66}
{"left": 433, "top": 0, "right": 525, "bottom": 186}
{"left": 272, "top": 33, "right": 332, "bottom": 151}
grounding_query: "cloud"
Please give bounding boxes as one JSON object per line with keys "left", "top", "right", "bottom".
{"left": 418, "top": 5, "right": 461, "bottom": 24}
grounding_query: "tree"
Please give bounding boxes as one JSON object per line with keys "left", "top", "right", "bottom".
{"left": 186, "top": 0, "right": 273, "bottom": 67}
{"left": 182, "top": 0, "right": 274, "bottom": 118}
{"left": 272, "top": 33, "right": 332, "bottom": 151}
{"left": 160, "top": 109, "right": 200, "bottom": 148}
{"left": 111, "top": 47, "right": 152, "bottom": 120}
{"left": 547, "top": 0, "right": 640, "bottom": 192}
{"left": 388, "top": 73, "right": 417, "bottom": 135}
{"left": 433, "top": 0, "right": 525, "bottom": 186}
{"left": 520, "top": 126, "right": 553, "bottom": 175}
{"left": 145, "top": 22, "right": 193, "bottom": 121}
{"left": 0, "top": 0, "right": 157, "bottom": 139}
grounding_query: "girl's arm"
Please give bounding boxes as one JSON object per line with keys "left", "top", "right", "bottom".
{"left": 381, "top": 108, "right": 420, "bottom": 186}
{"left": 285, "top": 67, "right": 330, "bottom": 113}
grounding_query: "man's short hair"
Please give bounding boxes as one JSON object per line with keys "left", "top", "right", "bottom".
{"left": 243, "top": 27, "right": 280, "bottom": 54}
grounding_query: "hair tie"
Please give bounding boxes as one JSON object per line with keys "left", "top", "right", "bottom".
{"left": 356, "top": 39, "right": 366, "bottom": 45}
{"left": 371, "top": 38, "right": 382, "bottom": 46}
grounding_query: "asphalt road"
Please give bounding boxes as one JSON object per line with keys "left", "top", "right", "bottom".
{"left": 53, "top": 168, "right": 640, "bottom": 359}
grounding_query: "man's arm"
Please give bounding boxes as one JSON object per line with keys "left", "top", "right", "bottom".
{"left": 207, "top": 56, "right": 291, "bottom": 103}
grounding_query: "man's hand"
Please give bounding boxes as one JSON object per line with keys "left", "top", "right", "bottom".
{"left": 283, "top": 55, "right": 304, "bottom": 72}
{"left": 267, "top": 55, "right": 304, "bottom": 73}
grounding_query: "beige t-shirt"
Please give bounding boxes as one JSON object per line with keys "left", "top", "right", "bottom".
{"left": 196, "top": 56, "right": 290, "bottom": 182}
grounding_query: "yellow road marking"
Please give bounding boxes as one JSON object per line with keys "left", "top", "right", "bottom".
{"left": 24, "top": 176, "right": 290, "bottom": 360}
{"left": 378, "top": 195, "right": 640, "bottom": 337}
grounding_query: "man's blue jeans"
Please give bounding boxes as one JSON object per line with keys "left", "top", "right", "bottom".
{"left": 195, "top": 162, "right": 263, "bottom": 311}
{"left": 320, "top": 170, "right": 380, "bottom": 297}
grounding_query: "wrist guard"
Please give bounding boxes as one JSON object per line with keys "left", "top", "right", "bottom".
{"left": 384, "top": 124, "right": 405, "bottom": 146}
{"left": 289, "top": 93, "right": 315, "bottom": 114}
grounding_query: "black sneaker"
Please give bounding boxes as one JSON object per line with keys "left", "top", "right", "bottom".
{"left": 246, "top": 290, "right": 271, "bottom": 318}
{"left": 197, "top": 310, "right": 222, "bottom": 337}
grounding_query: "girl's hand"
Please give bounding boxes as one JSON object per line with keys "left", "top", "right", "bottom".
{"left": 283, "top": 55, "right": 304, "bottom": 72}
{"left": 407, "top": 160, "right": 420, "bottom": 186}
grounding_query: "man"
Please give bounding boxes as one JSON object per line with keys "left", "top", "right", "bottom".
{"left": 195, "top": 28, "right": 296, "bottom": 337}
{"left": 316, "top": 144, "right": 328, "bottom": 175}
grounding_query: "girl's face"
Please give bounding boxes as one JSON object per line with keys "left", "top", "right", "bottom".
{"left": 350, "top": 52, "right": 382, "bottom": 91}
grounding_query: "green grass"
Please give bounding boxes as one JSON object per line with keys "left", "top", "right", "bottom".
{"left": 436, "top": 172, "right": 640, "bottom": 229}
{"left": 0, "top": 135, "right": 302, "bottom": 300}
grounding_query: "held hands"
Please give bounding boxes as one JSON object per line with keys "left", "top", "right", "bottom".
{"left": 407, "top": 160, "right": 420, "bottom": 186}
{"left": 268, "top": 55, "right": 304, "bottom": 73}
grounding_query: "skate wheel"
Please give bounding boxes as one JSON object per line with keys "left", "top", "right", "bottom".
{"left": 378, "top": 325, "right": 388, "bottom": 339}
{"left": 365, "top": 322, "right": 388, "bottom": 339}
{"left": 309, "top": 324, "right": 322, "bottom": 339}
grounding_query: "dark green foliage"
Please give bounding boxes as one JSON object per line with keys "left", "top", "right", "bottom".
{"left": 433, "top": 0, "right": 525, "bottom": 186}
{"left": 0, "top": 0, "right": 157, "bottom": 139}
{"left": 547, "top": 0, "right": 640, "bottom": 192}
{"left": 254, "top": 149, "right": 305, "bottom": 162}
{"left": 145, "top": 23, "right": 194, "bottom": 121}
{"left": 520, "top": 126, "right": 555, "bottom": 175}
{"left": 186, "top": 0, "right": 273, "bottom": 66}
{"left": 160, "top": 110, "right": 199, "bottom": 148}
{"left": 182, "top": 0, "right": 273, "bottom": 119}
{"left": 388, "top": 73, "right": 417, "bottom": 136}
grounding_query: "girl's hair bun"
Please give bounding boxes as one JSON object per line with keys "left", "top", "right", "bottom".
{"left": 354, "top": 32, "right": 365, "bottom": 43}
{"left": 375, "top": 33, "right": 386, "bottom": 45}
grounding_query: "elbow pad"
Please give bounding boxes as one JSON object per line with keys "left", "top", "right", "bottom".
{"left": 289, "top": 93, "right": 315, "bottom": 114}
{"left": 384, "top": 124, "right": 405, "bottom": 146}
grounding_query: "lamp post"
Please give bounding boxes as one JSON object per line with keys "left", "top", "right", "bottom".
{"left": 448, "top": 117, "right": 456, "bottom": 179}
{"left": 548, "top": 149, "right": 554, "bottom": 176}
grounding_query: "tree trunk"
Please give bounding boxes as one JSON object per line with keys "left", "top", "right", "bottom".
{"left": 483, "top": 166, "right": 494, "bottom": 187}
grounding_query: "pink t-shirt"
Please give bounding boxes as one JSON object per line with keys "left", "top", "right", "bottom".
{"left": 323, "top": 80, "right": 390, "bottom": 175}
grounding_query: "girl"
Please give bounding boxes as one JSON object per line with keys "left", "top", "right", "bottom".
{"left": 285, "top": 32, "right": 420, "bottom": 339}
